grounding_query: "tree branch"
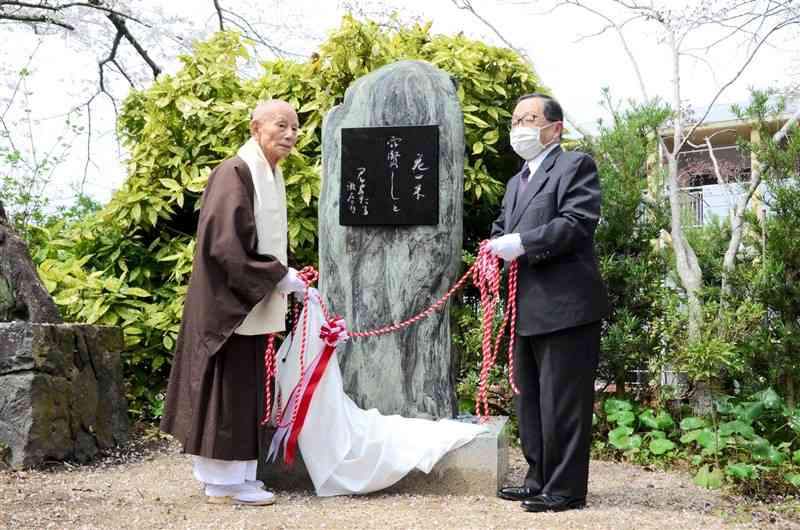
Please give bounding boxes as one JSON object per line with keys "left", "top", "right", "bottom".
{"left": 0, "top": 1, "right": 148, "bottom": 27}
{"left": 451, "top": 0, "right": 593, "bottom": 138}
{"left": 212, "top": 0, "right": 224, "bottom": 31}
{"left": 773, "top": 105, "right": 800, "bottom": 144}
{"left": 98, "top": 28, "right": 123, "bottom": 94}
{"left": 560, "top": 0, "right": 649, "bottom": 102}
{"left": 0, "top": 11, "right": 74, "bottom": 29}
{"left": 678, "top": 19, "right": 798, "bottom": 154}
{"left": 105, "top": 11, "right": 161, "bottom": 78}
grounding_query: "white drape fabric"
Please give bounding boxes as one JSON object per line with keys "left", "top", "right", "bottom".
{"left": 273, "top": 294, "right": 487, "bottom": 496}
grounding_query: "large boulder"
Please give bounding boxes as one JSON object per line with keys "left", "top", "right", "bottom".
{"left": 0, "top": 201, "right": 128, "bottom": 468}
{"left": 0, "top": 323, "right": 128, "bottom": 468}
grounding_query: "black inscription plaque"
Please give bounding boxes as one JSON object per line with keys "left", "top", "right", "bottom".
{"left": 340, "top": 125, "right": 439, "bottom": 226}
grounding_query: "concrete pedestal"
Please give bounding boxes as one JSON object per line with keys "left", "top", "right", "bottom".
{"left": 258, "top": 416, "right": 509, "bottom": 497}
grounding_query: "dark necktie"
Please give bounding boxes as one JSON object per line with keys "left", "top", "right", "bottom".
{"left": 518, "top": 165, "right": 532, "bottom": 194}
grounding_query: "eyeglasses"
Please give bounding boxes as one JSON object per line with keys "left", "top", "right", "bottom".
{"left": 510, "top": 113, "right": 542, "bottom": 129}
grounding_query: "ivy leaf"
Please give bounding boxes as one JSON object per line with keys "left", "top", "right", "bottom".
{"left": 725, "top": 463, "right": 757, "bottom": 479}
{"left": 639, "top": 409, "right": 659, "bottom": 430}
{"left": 649, "top": 438, "right": 676, "bottom": 455}
{"left": 608, "top": 426, "right": 634, "bottom": 450}
{"left": 787, "top": 408, "right": 800, "bottom": 433}
{"left": 655, "top": 411, "right": 675, "bottom": 430}
{"left": 719, "top": 420, "right": 755, "bottom": 440}
{"left": 604, "top": 398, "right": 633, "bottom": 414}
{"left": 785, "top": 473, "right": 800, "bottom": 488}
{"left": 680, "top": 417, "right": 707, "bottom": 430}
{"left": 755, "top": 387, "right": 783, "bottom": 410}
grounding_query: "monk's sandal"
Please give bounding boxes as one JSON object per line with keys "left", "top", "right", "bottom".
{"left": 205, "top": 483, "right": 275, "bottom": 506}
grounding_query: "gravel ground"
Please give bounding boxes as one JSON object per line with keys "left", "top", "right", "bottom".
{"left": 2, "top": 429, "right": 799, "bottom": 530}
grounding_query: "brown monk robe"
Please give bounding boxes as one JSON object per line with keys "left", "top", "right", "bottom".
{"left": 158, "top": 155, "right": 287, "bottom": 458}
{"left": 160, "top": 100, "right": 304, "bottom": 505}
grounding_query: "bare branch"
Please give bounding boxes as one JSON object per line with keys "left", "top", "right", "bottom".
{"left": 212, "top": 0, "right": 224, "bottom": 31}
{"left": 220, "top": 8, "right": 304, "bottom": 58}
{"left": 106, "top": 12, "right": 161, "bottom": 78}
{"left": 98, "top": 28, "right": 123, "bottom": 94}
{"left": 678, "top": 18, "right": 799, "bottom": 153}
{"left": 560, "top": 0, "right": 649, "bottom": 102}
{"left": 0, "top": 1, "right": 149, "bottom": 27}
{"left": 721, "top": 158, "right": 761, "bottom": 300}
{"left": 81, "top": 103, "right": 92, "bottom": 196}
{"left": 451, "top": 0, "right": 593, "bottom": 138}
{"left": 0, "top": 11, "right": 74, "bottom": 29}
{"left": 678, "top": 51, "right": 720, "bottom": 87}
{"left": 773, "top": 106, "right": 800, "bottom": 144}
{"left": 1, "top": 39, "right": 40, "bottom": 122}
{"left": 111, "top": 59, "right": 135, "bottom": 87}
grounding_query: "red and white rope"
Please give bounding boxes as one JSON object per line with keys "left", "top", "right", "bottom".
{"left": 260, "top": 241, "right": 520, "bottom": 428}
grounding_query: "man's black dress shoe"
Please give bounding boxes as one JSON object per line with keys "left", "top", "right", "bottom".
{"left": 521, "top": 494, "right": 586, "bottom": 512}
{"left": 497, "top": 486, "right": 540, "bottom": 501}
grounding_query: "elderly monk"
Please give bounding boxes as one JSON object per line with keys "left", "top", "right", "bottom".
{"left": 160, "top": 100, "right": 306, "bottom": 506}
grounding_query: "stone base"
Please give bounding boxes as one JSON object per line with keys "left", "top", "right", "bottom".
{"left": 0, "top": 322, "right": 128, "bottom": 469}
{"left": 259, "top": 416, "right": 509, "bottom": 496}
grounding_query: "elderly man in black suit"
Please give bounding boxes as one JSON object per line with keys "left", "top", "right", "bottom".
{"left": 488, "top": 93, "right": 610, "bottom": 512}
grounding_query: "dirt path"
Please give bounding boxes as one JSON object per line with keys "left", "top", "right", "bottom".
{"left": 2, "top": 433, "right": 799, "bottom": 530}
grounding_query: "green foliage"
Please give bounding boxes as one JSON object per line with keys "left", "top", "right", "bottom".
{"left": 736, "top": 90, "right": 800, "bottom": 404}
{"left": 594, "top": 389, "right": 800, "bottom": 492}
{"left": 581, "top": 95, "right": 671, "bottom": 395}
{"left": 651, "top": 286, "right": 765, "bottom": 397}
{"left": 36, "top": 18, "right": 541, "bottom": 419}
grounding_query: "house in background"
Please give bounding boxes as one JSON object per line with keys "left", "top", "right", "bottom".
{"left": 659, "top": 97, "right": 799, "bottom": 227}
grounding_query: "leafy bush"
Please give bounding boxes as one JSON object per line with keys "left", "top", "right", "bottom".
{"left": 594, "top": 388, "right": 800, "bottom": 493}
{"left": 581, "top": 97, "right": 671, "bottom": 396}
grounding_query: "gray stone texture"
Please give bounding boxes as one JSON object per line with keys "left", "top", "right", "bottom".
{"left": 0, "top": 201, "right": 62, "bottom": 323}
{"left": 0, "top": 323, "right": 128, "bottom": 468}
{"left": 319, "top": 60, "right": 464, "bottom": 419}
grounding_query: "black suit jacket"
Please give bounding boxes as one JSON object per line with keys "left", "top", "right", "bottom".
{"left": 491, "top": 146, "right": 610, "bottom": 336}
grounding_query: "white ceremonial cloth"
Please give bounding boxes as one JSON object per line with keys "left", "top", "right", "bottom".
{"left": 234, "top": 138, "right": 289, "bottom": 335}
{"left": 273, "top": 294, "right": 487, "bottom": 497}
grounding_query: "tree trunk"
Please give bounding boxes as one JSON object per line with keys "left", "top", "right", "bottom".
{"left": 786, "top": 373, "right": 796, "bottom": 409}
{"left": 666, "top": 30, "right": 704, "bottom": 343}
{"left": 615, "top": 370, "right": 627, "bottom": 398}
{"left": 0, "top": 202, "right": 62, "bottom": 323}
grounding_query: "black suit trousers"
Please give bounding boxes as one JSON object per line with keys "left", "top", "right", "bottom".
{"left": 514, "top": 320, "right": 600, "bottom": 498}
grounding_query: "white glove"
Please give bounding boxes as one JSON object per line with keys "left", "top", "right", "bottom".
{"left": 276, "top": 267, "right": 306, "bottom": 294}
{"left": 488, "top": 234, "right": 525, "bottom": 261}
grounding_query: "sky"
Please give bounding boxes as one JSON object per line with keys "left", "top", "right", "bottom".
{"left": 1, "top": 0, "right": 797, "bottom": 207}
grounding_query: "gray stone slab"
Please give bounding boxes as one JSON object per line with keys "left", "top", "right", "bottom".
{"left": 258, "top": 416, "right": 509, "bottom": 497}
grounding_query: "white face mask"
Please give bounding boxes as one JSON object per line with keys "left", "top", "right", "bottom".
{"left": 510, "top": 123, "right": 556, "bottom": 161}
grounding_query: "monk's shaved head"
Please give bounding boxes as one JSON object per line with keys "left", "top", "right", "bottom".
{"left": 251, "top": 100, "right": 296, "bottom": 124}
{"left": 249, "top": 99, "right": 299, "bottom": 168}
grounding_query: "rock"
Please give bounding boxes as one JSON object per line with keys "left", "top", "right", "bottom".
{"left": 0, "top": 323, "right": 128, "bottom": 468}
{"left": 318, "top": 60, "right": 464, "bottom": 418}
{"left": 0, "top": 200, "right": 62, "bottom": 323}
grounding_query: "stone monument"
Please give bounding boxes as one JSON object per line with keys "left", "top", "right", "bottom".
{"left": 318, "top": 60, "right": 464, "bottom": 419}
{"left": 0, "top": 202, "right": 128, "bottom": 468}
